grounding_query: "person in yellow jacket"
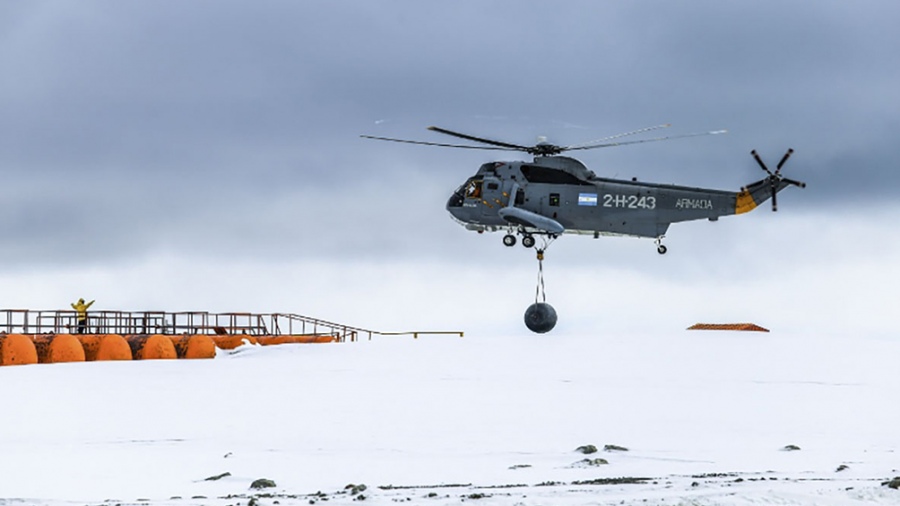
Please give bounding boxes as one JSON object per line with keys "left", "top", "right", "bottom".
{"left": 71, "top": 298, "right": 95, "bottom": 334}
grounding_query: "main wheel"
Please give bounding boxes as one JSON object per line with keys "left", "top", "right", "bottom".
{"left": 503, "top": 234, "right": 516, "bottom": 247}
{"left": 657, "top": 245, "right": 668, "bottom": 255}
{"left": 522, "top": 235, "right": 536, "bottom": 248}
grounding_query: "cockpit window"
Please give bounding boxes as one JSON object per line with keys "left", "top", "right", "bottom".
{"left": 479, "top": 162, "right": 499, "bottom": 175}
{"left": 449, "top": 175, "right": 483, "bottom": 208}
{"left": 520, "top": 165, "right": 592, "bottom": 185}
{"left": 466, "top": 180, "right": 483, "bottom": 199}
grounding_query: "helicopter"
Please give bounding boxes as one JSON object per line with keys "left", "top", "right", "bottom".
{"left": 362, "top": 125, "right": 805, "bottom": 255}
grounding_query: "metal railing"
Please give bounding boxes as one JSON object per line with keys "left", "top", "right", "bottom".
{"left": 0, "top": 309, "right": 463, "bottom": 342}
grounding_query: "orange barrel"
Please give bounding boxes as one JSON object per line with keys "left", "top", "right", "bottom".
{"left": 77, "top": 334, "right": 133, "bottom": 361}
{"left": 210, "top": 334, "right": 258, "bottom": 350}
{"left": 0, "top": 333, "right": 38, "bottom": 366}
{"left": 32, "top": 334, "right": 86, "bottom": 364}
{"left": 169, "top": 334, "right": 216, "bottom": 359}
{"left": 126, "top": 334, "right": 177, "bottom": 360}
{"left": 257, "top": 335, "right": 337, "bottom": 345}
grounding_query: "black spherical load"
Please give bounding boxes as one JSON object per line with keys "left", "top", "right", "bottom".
{"left": 524, "top": 302, "right": 558, "bottom": 333}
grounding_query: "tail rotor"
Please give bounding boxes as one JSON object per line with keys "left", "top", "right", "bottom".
{"left": 750, "top": 148, "right": 805, "bottom": 211}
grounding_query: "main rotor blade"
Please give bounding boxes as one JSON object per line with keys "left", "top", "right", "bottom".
{"left": 360, "top": 135, "right": 520, "bottom": 151}
{"left": 781, "top": 177, "right": 806, "bottom": 188}
{"left": 776, "top": 148, "right": 794, "bottom": 172}
{"left": 564, "top": 124, "right": 671, "bottom": 150}
{"left": 751, "top": 150, "right": 774, "bottom": 176}
{"left": 771, "top": 182, "right": 778, "bottom": 212}
{"left": 564, "top": 129, "right": 727, "bottom": 152}
{"left": 427, "top": 126, "right": 532, "bottom": 151}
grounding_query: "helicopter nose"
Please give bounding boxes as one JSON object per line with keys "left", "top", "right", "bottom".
{"left": 446, "top": 200, "right": 470, "bottom": 228}
{"left": 447, "top": 191, "right": 464, "bottom": 210}
{"left": 446, "top": 192, "right": 468, "bottom": 225}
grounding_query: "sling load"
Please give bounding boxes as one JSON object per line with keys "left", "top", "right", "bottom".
{"left": 524, "top": 242, "right": 558, "bottom": 333}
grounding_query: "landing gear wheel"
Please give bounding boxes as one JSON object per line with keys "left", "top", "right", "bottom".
{"left": 522, "top": 235, "right": 536, "bottom": 248}
{"left": 657, "top": 245, "right": 668, "bottom": 255}
{"left": 503, "top": 234, "right": 517, "bottom": 247}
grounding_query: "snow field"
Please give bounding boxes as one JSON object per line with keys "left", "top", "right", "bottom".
{"left": 0, "top": 330, "right": 898, "bottom": 505}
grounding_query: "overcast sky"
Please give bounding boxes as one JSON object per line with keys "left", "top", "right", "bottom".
{"left": 1, "top": 1, "right": 898, "bottom": 335}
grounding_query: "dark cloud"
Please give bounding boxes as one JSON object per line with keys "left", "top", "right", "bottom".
{"left": 1, "top": 0, "right": 898, "bottom": 271}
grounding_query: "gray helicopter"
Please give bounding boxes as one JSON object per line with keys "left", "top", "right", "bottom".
{"left": 363, "top": 125, "right": 805, "bottom": 255}
{"left": 363, "top": 125, "right": 804, "bottom": 333}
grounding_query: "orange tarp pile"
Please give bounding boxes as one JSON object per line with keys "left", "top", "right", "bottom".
{"left": 687, "top": 323, "right": 770, "bottom": 332}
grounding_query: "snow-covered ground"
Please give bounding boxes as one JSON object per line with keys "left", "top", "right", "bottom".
{"left": 1, "top": 330, "right": 899, "bottom": 505}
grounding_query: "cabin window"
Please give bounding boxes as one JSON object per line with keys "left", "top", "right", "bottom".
{"left": 486, "top": 182, "right": 499, "bottom": 190}
{"left": 549, "top": 193, "right": 560, "bottom": 207}
{"left": 515, "top": 188, "right": 525, "bottom": 205}
{"left": 520, "top": 165, "right": 592, "bottom": 185}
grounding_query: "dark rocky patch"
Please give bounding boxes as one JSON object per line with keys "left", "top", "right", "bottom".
{"left": 575, "top": 444, "right": 598, "bottom": 454}
{"left": 379, "top": 483, "right": 471, "bottom": 490}
{"left": 345, "top": 483, "right": 368, "bottom": 496}
{"left": 250, "top": 478, "right": 277, "bottom": 489}
{"left": 571, "top": 458, "right": 609, "bottom": 468}
{"left": 571, "top": 477, "right": 652, "bottom": 485}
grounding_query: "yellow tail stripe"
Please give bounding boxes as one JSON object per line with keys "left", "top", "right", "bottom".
{"left": 735, "top": 190, "right": 757, "bottom": 214}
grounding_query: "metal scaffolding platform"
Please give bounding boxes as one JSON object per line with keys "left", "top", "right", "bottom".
{"left": 0, "top": 309, "right": 463, "bottom": 342}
